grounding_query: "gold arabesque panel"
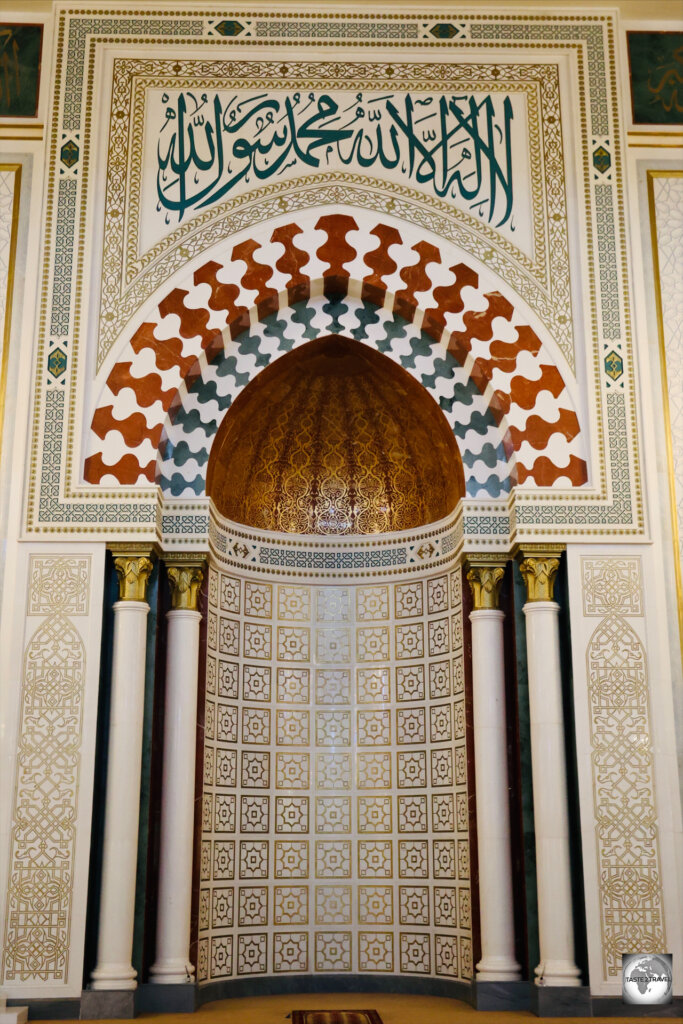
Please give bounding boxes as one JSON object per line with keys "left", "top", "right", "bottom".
{"left": 207, "top": 336, "right": 464, "bottom": 535}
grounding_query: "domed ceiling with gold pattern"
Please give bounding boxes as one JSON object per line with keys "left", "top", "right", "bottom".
{"left": 207, "top": 336, "right": 464, "bottom": 535}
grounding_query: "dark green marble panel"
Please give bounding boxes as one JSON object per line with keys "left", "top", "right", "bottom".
{"left": 627, "top": 32, "right": 683, "bottom": 126}
{"left": 0, "top": 24, "right": 42, "bottom": 117}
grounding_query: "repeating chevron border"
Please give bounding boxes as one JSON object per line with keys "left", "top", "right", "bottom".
{"left": 85, "top": 215, "right": 587, "bottom": 499}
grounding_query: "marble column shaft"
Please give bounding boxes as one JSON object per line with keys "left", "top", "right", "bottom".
{"left": 519, "top": 553, "right": 581, "bottom": 988}
{"left": 91, "top": 551, "right": 154, "bottom": 991}
{"left": 150, "top": 561, "right": 205, "bottom": 985}
{"left": 467, "top": 562, "right": 521, "bottom": 982}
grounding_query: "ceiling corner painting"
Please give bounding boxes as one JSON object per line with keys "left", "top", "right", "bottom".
{"left": 27, "top": 6, "right": 641, "bottom": 547}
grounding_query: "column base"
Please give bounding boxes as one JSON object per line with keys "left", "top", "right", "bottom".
{"left": 80, "top": 989, "right": 137, "bottom": 1020}
{"left": 89, "top": 965, "right": 137, "bottom": 991}
{"left": 530, "top": 985, "right": 592, "bottom": 1017}
{"left": 148, "top": 961, "right": 195, "bottom": 985}
{"left": 471, "top": 980, "right": 530, "bottom": 1012}
{"left": 137, "top": 983, "right": 198, "bottom": 1014}
{"left": 535, "top": 960, "right": 582, "bottom": 987}
{"left": 476, "top": 955, "right": 522, "bottom": 982}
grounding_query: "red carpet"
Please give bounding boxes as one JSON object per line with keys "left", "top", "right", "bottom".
{"left": 291, "top": 1012, "right": 384, "bottom": 1024}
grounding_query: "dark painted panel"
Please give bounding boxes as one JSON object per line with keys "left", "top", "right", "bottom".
{"left": 627, "top": 32, "right": 683, "bottom": 125}
{"left": 0, "top": 24, "right": 42, "bottom": 117}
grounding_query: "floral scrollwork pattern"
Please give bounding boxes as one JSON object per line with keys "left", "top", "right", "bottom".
{"left": 1, "top": 556, "right": 90, "bottom": 982}
{"left": 584, "top": 557, "right": 665, "bottom": 979}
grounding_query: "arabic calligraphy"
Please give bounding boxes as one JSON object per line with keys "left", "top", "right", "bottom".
{"left": 156, "top": 89, "right": 515, "bottom": 228}
{"left": 647, "top": 45, "right": 683, "bottom": 114}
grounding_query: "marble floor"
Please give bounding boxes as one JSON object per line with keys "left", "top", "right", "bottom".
{"left": 68, "top": 993, "right": 670, "bottom": 1024}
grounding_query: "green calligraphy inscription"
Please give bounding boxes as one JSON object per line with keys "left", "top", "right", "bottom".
{"left": 157, "top": 89, "right": 515, "bottom": 228}
{"left": 627, "top": 32, "right": 683, "bottom": 126}
{"left": 0, "top": 24, "right": 42, "bottom": 118}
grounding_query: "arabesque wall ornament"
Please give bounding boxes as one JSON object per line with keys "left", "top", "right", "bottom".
{"left": 581, "top": 557, "right": 666, "bottom": 979}
{"left": 2, "top": 557, "right": 91, "bottom": 983}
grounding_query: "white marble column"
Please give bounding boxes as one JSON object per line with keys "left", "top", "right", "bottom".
{"left": 91, "top": 550, "right": 154, "bottom": 991}
{"left": 466, "top": 562, "right": 521, "bottom": 983}
{"left": 519, "top": 552, "right": 581, "bottom": 988}
{"left": 150, "top": 561, "right": 205, "bottom": 985}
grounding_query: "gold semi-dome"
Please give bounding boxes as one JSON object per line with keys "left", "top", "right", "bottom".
{"left": 206, "top": 335, "right": 465, "bottom": 535}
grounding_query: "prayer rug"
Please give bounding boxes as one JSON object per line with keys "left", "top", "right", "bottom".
{"left": 291, "top": 1012, "right": 384, "bottom": 1024}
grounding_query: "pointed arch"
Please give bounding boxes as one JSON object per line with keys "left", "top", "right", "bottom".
{"left": 84, "top": 214, "right": 588, "bottom": 494}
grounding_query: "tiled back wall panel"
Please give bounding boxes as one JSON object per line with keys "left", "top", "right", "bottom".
{"left": 200, "top": 566, "right": 472, "bottom": 982}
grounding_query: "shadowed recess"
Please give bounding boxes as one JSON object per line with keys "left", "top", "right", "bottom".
{"left": 206, "top": 335, "right": 465, "bottom": 535}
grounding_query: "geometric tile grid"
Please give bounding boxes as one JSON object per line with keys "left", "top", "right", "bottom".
{"left": 1, "top": 556, "right": 91, "bottom": 982}
{"left": 581, "top": 557, "right": 666, "bottom": 979}
{"left": 201, "top": 563, "right": 472, "bottom": 981}
{"left": 85, "top": 217, "right": 588, "bottom": 496}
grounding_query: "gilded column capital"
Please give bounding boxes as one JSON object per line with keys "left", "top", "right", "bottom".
{"left": 465, "top": 561, "right": 506, "bottom": 610}
{"left": 517, "top": 547, "right": 564, "bottom": 602}
{"left": 166, "top": 561, "right": 205, "bottom": 611}
{"left": 109, "top": 546, "right": 156, "bottom": 602}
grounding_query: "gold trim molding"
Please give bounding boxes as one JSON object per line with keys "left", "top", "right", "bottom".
{"left": 0, "top": 164, "right": 21, "bottom": 471}
{"left": 0, "top": 124, "right": 44, "bottom": 141}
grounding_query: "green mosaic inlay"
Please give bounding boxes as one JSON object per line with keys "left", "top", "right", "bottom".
{"left": 47, "top": 348, "right": 67, "bottom": 378}
{"left": 627, "top": 31, "right": 683, "bottom": 126}
{"left": 60, "top": 140, "right": 79, "bottom": 168}
{"left": 430, "top": 24, "right": 460, "bottom": 40}
{"left": 215, "top": 20, "right": 244, "bottom": 37}
{"left": 593, "top": 145, "right": 610, "bottom": 174}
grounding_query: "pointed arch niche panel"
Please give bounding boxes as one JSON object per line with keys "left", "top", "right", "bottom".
{"left": 26, "top": 7, "right": 642, "bottom": 546}
{"left": 84, "top": 212, "right": 589, "bottom": 528}
{"left": 201, "top": 510, "right": 471, "bottom": 984}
